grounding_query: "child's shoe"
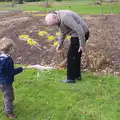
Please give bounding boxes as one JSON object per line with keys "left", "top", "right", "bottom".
{"left": 6, "top": 113, "right": 17, "bottom": 119}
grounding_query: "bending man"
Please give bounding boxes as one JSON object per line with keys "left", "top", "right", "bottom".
{"left": 45, "top": 10, "right": 89, "bottom": 83}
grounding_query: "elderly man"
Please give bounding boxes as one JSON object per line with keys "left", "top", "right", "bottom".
{"left": 45, "top": 10, "right": 89, "bottom": 83}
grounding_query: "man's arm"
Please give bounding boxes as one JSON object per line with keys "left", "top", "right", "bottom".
{"left": 63, "top": 15, "right": 85, "bottom": 49}
{"left": 57, "top": 29, "right": 66, "bottom": 50}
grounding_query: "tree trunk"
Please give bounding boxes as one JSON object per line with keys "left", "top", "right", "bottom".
{"left": 17, "top": 0, "right": 23, "bottom": 4}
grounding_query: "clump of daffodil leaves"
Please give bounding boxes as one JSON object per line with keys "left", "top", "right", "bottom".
{"left": 38, "top": 30, "right": 71, "bottom": 47}
{"left": 19, "top": 34, "right": 37, "bottom": 46}
{"left": 19, "top": 30, "right": 71, "bottom": 47}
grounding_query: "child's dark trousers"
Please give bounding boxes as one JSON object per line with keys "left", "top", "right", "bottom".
{"left": 0, "top": 84, "right": 14, "bottom": 114}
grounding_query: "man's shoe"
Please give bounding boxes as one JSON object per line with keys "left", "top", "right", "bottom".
{"left": 6, "top": 113, "right": 17, "bottom": 119}
{"left": 75, "top": 77, "right": 81, "bottom": 81}
{"left": 61, "top": 80, "right": 75, "bottom": 83}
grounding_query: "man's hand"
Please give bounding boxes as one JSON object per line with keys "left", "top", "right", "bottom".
{"left": 78, "top": 46, "right": 84, "bottom": 52}
{"left": 56, "top": 45, "right": 62, "bottom": 53}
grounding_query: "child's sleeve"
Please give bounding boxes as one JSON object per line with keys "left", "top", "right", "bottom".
{"left": 13, "top": 67, "right": 23, "bottom": 75}
{"left": 5, "top": 57, "right": 23, "bottom": 76}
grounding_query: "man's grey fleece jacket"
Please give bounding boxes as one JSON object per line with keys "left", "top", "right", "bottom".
{"left": 55, "top": 10, "right": 89, "bottom": 47}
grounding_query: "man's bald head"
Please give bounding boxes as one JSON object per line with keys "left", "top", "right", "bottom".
{"left": 45, "top": 13, "right": 60, "bottom": 26}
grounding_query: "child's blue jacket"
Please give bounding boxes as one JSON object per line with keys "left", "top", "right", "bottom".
{"left": 0, "top": 54, "right": 23, "bottom": 85}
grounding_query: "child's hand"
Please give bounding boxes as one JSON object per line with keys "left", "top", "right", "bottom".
{"left": 22, "top": 66, "right": 29, "bottom": 70}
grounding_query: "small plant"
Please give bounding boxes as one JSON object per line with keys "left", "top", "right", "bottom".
{"left": 19, "top": 34, "right": 29, "bottom": 40}
{"left": 48, "top": 35, "right": 55, "bottom": 41}
{"left": 53, "top": 41, "right": 59, "bottom": 47}
{"left": 27, "top": 38, "right": 37, "bottom": 46}
{"left": 38, "top": 31, "right": 48, "bottom": 36}
{"left": 66, "top": 35, "right": 71, "bottom": 40}
{"left": 56, "top": 32, "right": 60, "bottom": 36}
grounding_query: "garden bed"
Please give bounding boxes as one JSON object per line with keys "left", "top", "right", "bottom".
{"left": 0, "top": 12, "right": 120, "bottom": 75}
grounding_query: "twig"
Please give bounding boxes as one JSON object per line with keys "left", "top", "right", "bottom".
{"left": 39, "top": 47, "right": 55, "bottom": 59}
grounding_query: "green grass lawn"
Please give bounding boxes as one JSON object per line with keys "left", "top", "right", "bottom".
{"left": 19, "top": 2, "right": 120, "bottom": 14}
{"left": 0, "top": 1, "right": 120, "bottom": 14}
{"left": 0, "top": 69, "right": 120, "bottom": 120}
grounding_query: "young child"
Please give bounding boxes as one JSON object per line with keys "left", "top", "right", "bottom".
{"left": 0, "top": 37, "right": 23, "bottom": 119}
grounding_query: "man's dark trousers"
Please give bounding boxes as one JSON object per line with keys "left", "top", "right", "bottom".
{"left": 67, "top": 37, "right": 82, "bottom": 81}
